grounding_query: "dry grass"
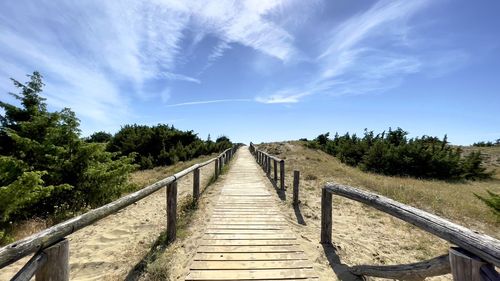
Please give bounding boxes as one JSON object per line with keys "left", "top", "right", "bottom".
{"left": 141, "top": 155, "right": 234, "bottom": 281}
{"left": 260, "top": 141, "right": 499, "bottom": 237}
{"left": 129, "top": 153, "right": 217, "bottom": 188}
{"left": 5, "top": 153, "right": 218, "bottom": 245}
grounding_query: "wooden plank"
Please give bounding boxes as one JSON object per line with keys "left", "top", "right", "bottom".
{"left": 207, "top": 225, "right": 287, "bottom": 230}
{"left": 186, "top": 268, "right": 317, "bottom": 280}
{"left": 209, "top": 221, "right": 287, "bottom": 226}
{"left": 193, "top": 252, "right": 307, "bottom": 261}
{"left": 190, "top": 260, "right": 312, "bottom": 270}
{"left": 199, "top": 240, "right": 300, "bottom": 246}
{"left": 197, "top": 245, "right": 301, "bottom": 253}
{"left": 204, "top": 234, "right": 296, "bottom": 240}
{"left": 325, "top": 183, "right": 500, "bottom": 266}
{"left": 204, "top": 230, "right": 294, "bottom": 234}
{"left": 184, "top": 147, "right": 318, "bottom": 281}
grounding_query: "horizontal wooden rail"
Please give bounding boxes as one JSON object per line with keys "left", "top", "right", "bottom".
{"left": 323, "top": 183, "right": 500, "bottom": 266}
{"left": 321, "top": 182, "right": 500, "bottom": 280}
{"left": 350, "top": 254, "right": 450, "bottom": 280}
{"left": 0, "top": 146, "right": 238, "bottom": 272}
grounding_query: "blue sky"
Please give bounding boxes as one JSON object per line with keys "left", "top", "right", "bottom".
{"left": 1, "top": 0, "right": 499, "bottom": 145}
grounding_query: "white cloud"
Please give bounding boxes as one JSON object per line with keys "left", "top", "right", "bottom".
{"left": 166, "top": 99, "right": 252, "bottom": 107}
{"left": 256, "top": 0, "right": 444, "bottom": 104}
{"left": 0, "top": 0, "right": 319, "bottom": 125}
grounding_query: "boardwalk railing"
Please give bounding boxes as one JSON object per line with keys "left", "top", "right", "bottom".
{"left": 321, "top": 182, "right": 500, "bottom": 281}
{"left": 249, "top": 143, "right": 285, "bottom": 190}
{"left": 0, "top": 146, "right": 239, "bottom": 281}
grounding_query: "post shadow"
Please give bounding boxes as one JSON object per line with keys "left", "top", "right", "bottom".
{"left": 266, "top": 173, "right": 286, "bottom": 201}
{"left": 293, "top": 203, "right": 306, "bottom": 225}
{"left": 322, "top": 243, "right": 366, "bottom": 281}
{"left": 124, "top": 230, "right": 170, "bottom": 281}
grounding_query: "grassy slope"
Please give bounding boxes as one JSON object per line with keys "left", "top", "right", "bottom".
{"left": 260, "top": 141, "right": 499, "bottom": 237}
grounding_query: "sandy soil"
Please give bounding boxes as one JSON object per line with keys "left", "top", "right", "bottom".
{"left": 140, "top": 154, "right": 234, "bottom": 281}
{"left": 260, "top": 143, "right": 454, "bottom": 280}
{"left": 142, "top": 146, "right": 456, "bottom": 280}
{"left": 0, "top": 163, "right": 215, "bottom": 281}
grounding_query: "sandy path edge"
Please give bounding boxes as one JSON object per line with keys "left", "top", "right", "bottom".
{"left": 0, "top": 161, "right": 216, "bottom": 281}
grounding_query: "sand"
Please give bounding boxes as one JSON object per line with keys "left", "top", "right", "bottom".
{"left": 1, "top": 147, "right": 456, "bottom": 280}
{"left": 0, "top": 163, "right": 215, "bottom": 281}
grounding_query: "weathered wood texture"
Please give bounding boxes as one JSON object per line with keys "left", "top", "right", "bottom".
{"left": 185, "top": 148, "right": 318, "bottom": 280}
{"left": 323, "top": 183, "right": 500, "bottom": 267}
{"left": 167, "top": 181, "right": 178, "bottom": 243}
{"left": 193, "top": 168, "right": 200, "bottom": 202}
{"left": 449, "top": 247, "right": 499, "bottom": 281}
{"left": 249, "top": 144, "right": 286, "bottom": 190}
{"left": 0, "top": 147, "right": 236, "bottom": 269}
{"left": 274, "top": 159, "right": 278, "bottom": 182}
{"left": 350, "top": 254, "right": 450, "bottom": 280}
{"left": 11, "top": 252, "right": 47, "bottom": 281}
{"left": 320, "top": 188, "right": 332, "bottom": 244}
{"left": 35, "top": 239, "right": 69, "bottom": 281}
{"left": 293, "top": 170, "right": 300, "bottom": 205}
{"left": 280, "top": 160, "right": 285, "bottom": 190}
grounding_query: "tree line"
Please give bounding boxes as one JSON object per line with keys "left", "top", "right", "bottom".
{"left": 473, "top": 140, "right": 500, "bottom": 147}
{"left": 306, "top": 128, "right": 491, "bottom": 181}
{"left": 0, "top": 72, "right": 232, "bottom": 243}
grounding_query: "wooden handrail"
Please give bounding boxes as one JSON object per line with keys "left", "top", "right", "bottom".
{"left": 321, "top": 182, "right": 500, "bottom": 280}
{"left": 350, "top": 254, "right": 450, "bottom": 280}
{"left": 249, "top": 143, "right": 286, "bottom": 190}
{"left": 0, "top": 146, "right": 238, "bottom": 272}
{"left": 322, "top": 183, "right": 500, "bottom": 267}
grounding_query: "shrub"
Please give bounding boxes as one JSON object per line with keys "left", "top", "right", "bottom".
{"left": 307, "top": 128, "right": 491, "bottom": 180}
{"left": 0, "top": 72, "right": 136, "bottom": 225}
{"left": 107, "top": 126, "right": 233, "bottom": 169}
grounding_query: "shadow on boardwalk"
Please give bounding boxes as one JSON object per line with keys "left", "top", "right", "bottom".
{"left": 322, "top": 244, "right": 365, "bottom": 281}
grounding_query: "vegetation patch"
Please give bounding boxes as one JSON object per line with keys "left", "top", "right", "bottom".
{"left": 306, "top": 128, "right": 492, "bottom": 180}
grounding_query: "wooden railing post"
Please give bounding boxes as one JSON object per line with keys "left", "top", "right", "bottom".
{"left": 166, "top": 181, "right": 177, "bottom": 243}
{"left": 215, "top": 158, "right": 219, "bottom": 178}
{"left": 219, "top": 156, "right": 223, "bottom": 172}
{"left": 280, "top": 160, "right": 285, "bottom": 190}
{"left": 35, "top": 239, "right": 69, "bottom": 281}
{"left": 193, "top": 168, "right": 200, "bottom": 202}
{"left": 267, "top": 156, "right": 271, "bottom": 175}
{"left": 273, "top": 159, "right": 278, "bottom": 183}
{"left": 449, "top": 247, "right": 498, "bottom": 281}
{"left": 321, "top": 188, "right": 332, "bottom": 244}
{"left": 293, "top": 170, "right": 300, "bottom": 205}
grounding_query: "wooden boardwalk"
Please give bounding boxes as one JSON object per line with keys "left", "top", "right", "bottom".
{"left": 186, "top": 148, "right": 318, "bottom": 280}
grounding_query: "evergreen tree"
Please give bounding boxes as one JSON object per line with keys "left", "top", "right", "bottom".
{"left": 0, "top": 72, "right": 136, "bottom": 227}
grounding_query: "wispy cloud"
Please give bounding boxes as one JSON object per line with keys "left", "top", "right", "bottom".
{"left": 0, "top": 0, "right": 317, "bottom": 124}
{"left": 166, "top": 99, "right": 253, "bottom": 107}
{"left": 256, "top": 0, "right": 466, "bottom": 104}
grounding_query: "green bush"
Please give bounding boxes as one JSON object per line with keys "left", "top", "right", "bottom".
{"left": 107, "top": 125, "right": 232, "bottom": 169}
{"left": 307, "top": 128, "right": 491, "bottom": 180}
{"left": 0, "top": 72, "right": 136, "bottom": 226}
